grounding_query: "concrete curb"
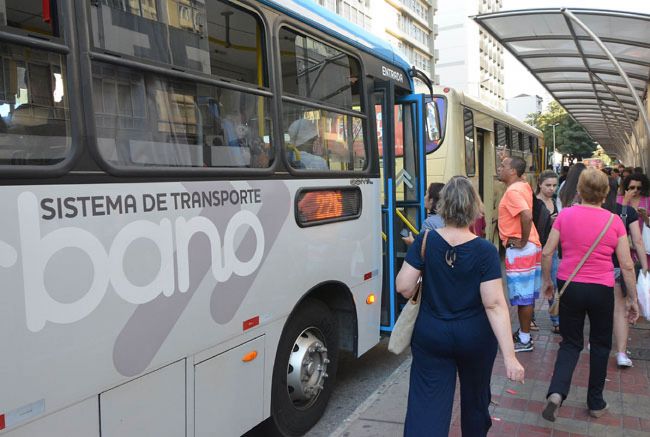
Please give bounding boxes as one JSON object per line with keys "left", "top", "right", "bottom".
{"left": 329, "top": 355, "right": 412, "bottom": 437}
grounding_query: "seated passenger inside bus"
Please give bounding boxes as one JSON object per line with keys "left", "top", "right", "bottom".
{"left": 287, "top": 118, "right": 328, "bottom": 170}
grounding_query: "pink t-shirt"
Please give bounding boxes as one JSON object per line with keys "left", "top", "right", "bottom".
{"left": 553, "top": 205, "right": 626, "bottom": 287}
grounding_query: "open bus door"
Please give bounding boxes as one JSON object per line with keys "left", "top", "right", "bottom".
{"left": 374, "top": 83, "right": 439, "bottom": 331}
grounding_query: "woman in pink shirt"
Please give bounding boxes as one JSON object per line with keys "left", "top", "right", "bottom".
{"left": 540, "top": 169, "right": 639, "bottom": 422}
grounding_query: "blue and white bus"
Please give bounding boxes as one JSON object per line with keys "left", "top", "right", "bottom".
{"left": 0, "top": 1, "right": 439, "bottom": 436}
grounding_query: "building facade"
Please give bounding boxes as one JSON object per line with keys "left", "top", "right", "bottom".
{"left": 317, "top": 0, "right": 437, "bottom": 80}
{"left": 435, "top": 0, "right": 504, "bottom": 109}
{"left": 317, "top": 0, "right": 373, "bottom": 31}
{"left": 506, "top": 94, "right": 543, "bottom": 122}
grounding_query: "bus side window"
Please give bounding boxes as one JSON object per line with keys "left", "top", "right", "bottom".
{"left": 494, "top": 122, "right": 509, "bottom": 172}
{"left": 278, "top": 28, "right": 367, "bottom": 172}
{"left": 89, "top": 0, "right": 274, "bottom": 170}
{"left": 0, "top": 48, "right": 71, "bottom": 165}
{"left": 463, "top": 108, "right": 475, "bottom": 177}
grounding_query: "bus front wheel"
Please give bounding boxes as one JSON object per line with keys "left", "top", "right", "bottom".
{"left": 269, "top": 298, "right": 339, "bottom": 436}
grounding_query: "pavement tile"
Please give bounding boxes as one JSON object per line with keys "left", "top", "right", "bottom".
{"left": 358, "top": 378, "right": 408, "bottom": 423}
{"left": 585, "top": 423, "right": 624, "bottom": 437}
{"left": 639, "top": 418, "right": 650, "bottom": 430}
{"left": 622, "top": 431, "right": 650, "bottom": 437}
{"left": 550, "top": 417, "right": 589, "bottom": 435}
{"left": 622, "top": 415, "right": 641, "bottom": 430}
{"left": 489, "top": 419, "right": 519, "bottom": 435}
{"left": 340, "top": 418, "right": 403, "bottom": 436}
{"left": 518, "top": 423, "right": 553, "bottom": 436}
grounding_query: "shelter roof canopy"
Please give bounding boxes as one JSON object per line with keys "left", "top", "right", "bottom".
{"left": 474, "top": 8, "right": 650, "bottom": 150}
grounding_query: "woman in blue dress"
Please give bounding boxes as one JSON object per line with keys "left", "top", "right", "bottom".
{"left": 396, "top": 176, "right": 524, "bottom": 436}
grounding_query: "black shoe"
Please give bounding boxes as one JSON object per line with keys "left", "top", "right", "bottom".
{"left": 542, "top": 393, "right": 562, "bottom": 422}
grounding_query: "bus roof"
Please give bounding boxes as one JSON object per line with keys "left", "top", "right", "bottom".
{"left": 448, "top": 88, "right": 542, "bottom": 137}
{"left": 261, "top": 0, "right": 412, "bottom": 75}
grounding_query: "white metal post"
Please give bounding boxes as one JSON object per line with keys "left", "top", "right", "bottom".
{"left": 551, "top": 123, "right": 562, "bottom": 171}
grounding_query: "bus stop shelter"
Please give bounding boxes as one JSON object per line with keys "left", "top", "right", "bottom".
{"left": 473, "top": 8, "right": 650, "bottom": 169}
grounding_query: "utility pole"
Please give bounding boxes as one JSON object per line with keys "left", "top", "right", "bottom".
{"left": 550, "top": 123, "right": 559, "bottom": 169}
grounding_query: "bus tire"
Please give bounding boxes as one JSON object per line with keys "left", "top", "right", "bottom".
{"left": 268, "top": 298, "right": 339, "bottom": 436}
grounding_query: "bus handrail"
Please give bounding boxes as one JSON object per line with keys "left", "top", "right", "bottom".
{"left": 395, "top": 209, "right": 418, "bottom": 235}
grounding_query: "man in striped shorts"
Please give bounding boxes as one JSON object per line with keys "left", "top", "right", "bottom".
{"left": 497, "top": 156, "right": 542, "bottom": 352}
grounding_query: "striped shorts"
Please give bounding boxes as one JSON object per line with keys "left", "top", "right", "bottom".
{"left": 505, "top": 242, "right": 542, "bottom": 306}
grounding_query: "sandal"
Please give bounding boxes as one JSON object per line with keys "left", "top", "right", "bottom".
{"left": 552, "top": 325, "right": 560, "bottom": 335}
{"left": 530, "top": 320, "right": 540, "bottom": 331}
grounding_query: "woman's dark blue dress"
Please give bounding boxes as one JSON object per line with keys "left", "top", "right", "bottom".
{"left": 403, "top": 230, "right": 502, "bottom": 437}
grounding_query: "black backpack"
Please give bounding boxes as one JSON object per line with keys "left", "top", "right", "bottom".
{"left": 532, "top": 196, "right": 553, "bottom": 246}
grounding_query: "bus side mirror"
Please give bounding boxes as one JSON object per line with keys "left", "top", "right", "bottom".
{"left": 424, "top": 101, "right": 440, "bottom": 152}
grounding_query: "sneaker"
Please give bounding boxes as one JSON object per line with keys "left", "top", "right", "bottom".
{"left": 616, "top": 352, "right": 633, "bottom": 368}
{"left": 513, "top": 332, "right": 534, "bottom": 352}
{"left": 542, "top": 393, "right": 562, "bottom": 422}
{"left": 512, "top": 331, "right": 534, "bottom": 344}
{"left": 589, "top": 403, "right": 608, "bottom": 418}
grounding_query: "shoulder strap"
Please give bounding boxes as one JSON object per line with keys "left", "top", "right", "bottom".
{"left": 621, "top": 204, "right": 628, "bottom": 227}
{"left": 558, "top": 213, "right": 615, "bottom": 298}
{"left": 420, "top": 230, "right": 430, "bottom": 261}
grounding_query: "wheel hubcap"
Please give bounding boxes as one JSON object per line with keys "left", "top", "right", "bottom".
{"left": 286, "top": 327, "right": 330, "bottom": 409}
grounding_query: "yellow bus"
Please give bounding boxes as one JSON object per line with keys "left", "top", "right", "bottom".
{"left": 427, "top": 86, "right": 545, "bottom": 246}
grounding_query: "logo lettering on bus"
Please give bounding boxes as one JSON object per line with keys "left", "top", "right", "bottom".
{"left": 16, "top": 192, "right": 265, "bottom": 333}
{"left": 381, "top": 66, "right": 404, "bottom": 83}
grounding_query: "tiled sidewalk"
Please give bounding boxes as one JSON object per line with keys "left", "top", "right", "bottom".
{"left": 334, "top": 300, "right": 650, "bottom": 437}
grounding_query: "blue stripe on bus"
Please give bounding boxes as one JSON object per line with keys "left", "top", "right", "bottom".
{"left": 259, "top": 0, "right": 412, "bottom": 78}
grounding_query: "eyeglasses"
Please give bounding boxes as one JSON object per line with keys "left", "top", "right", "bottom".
{"left": 628, "top": 186, "right": 642, "bottom": 191}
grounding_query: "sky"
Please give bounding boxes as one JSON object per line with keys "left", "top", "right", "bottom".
{"left": 501, "top": 0, "right": 650, "bottom": 110}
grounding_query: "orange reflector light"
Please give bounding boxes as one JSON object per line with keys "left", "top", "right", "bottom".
{"left": 296, "top": 187, "right": 361, "bottom": 227}
{"left": 242, "top": 351, "right": 258, "bottom": 362}
{"left": 366, "top": 294, "right": 376, "bottom": 305}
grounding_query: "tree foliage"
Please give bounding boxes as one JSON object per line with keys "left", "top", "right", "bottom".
{"left": 524, "top": 101, "right": 597, "bottom": 159}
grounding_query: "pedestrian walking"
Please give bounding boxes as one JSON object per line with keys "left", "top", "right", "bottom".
{"left": 396, "top": 176, "right": 524, "bottom": 437}
{"left": 557, "top": 163, "right": 586, "bottom": 212}
{"left": 604, "top": 188, "right": 648, "bottom": 368}
{"left": 617, "top": 172, "right": 650, "bottom": 225}
{"left": 617, "top": 173, "right": 650, "bottom": 265}
{"left": 402, "top": 182, "right": 445, "bottom": 245}
{"left": 497, "top": 156, "right": 542, "bottom": 352}
{"left": 534, "top": 170, "right": 560, "bottom": 334}
{"left": 541, "top": 168, "right": 639, "bottom": 421}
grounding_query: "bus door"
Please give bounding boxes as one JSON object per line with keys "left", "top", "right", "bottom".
{"left": 373, "top": 82, "right": 428, "bottom": 331}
